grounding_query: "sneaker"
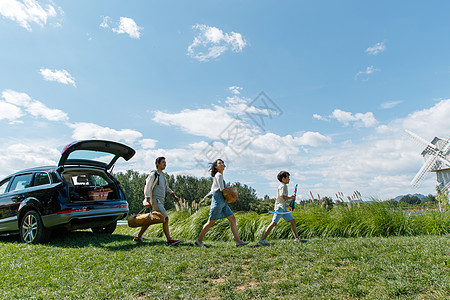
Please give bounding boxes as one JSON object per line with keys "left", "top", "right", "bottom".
{"left": 167, "top": 239, "right": 181, "bottom": 246}
{"left": 236, "top": 241, "right": 249, "bottom": 247}
{"left": 194, "top": 239, "right": 206, "bottom": 248}
{"left": 133, "top": 236, "right": 143, "bottom": 243}
{"left": 295, "top": 238, "right": 308, "bottom": 243}
{"left": 258, "top": 239, "right": 269, "bottom": 246}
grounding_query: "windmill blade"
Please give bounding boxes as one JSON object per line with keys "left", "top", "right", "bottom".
{"left": 440, "top": 137, "right": 450, "bottom": 152}
{"left": 427, "top": 138, "right": 450, "bottom": 168}
{"left": 436, "top": 152, "right": 450, "bottom": 167}
{"left": 437, "top": 138, "right": 450, "bottom": 164}
{"left": 405, "top": 130, "right": 437, "bottom": 150}
{"left": 442, "top": 181, "right": 450, "bottom": 192}
{"left": 411, "top": 153, "right": 439, "bottom": 187}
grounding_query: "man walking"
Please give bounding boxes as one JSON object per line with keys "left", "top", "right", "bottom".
{"left": 133, "top": 156, "right": 181, "bottom": 245}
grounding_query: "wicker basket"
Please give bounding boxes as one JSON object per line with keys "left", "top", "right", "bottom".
{"left": 223, "top": 187, "right": 238, "bottom": 203}
{"left": 88, "top": 188, "right": 112, "bottom": 201}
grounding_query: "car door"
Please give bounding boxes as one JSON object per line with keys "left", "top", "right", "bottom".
{"left": 0, "top": 177, "right": 12, "bottom": 232}
{"left": 0, "top": 173, "right": 33, "bottom": 232}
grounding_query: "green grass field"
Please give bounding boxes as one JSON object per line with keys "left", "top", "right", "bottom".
{"left": 1, "top": 223, "right": 449, "bottom": 299}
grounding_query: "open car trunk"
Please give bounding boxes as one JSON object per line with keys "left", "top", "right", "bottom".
{"left": 62, "top": 168, "right": 120, "bottom": 202}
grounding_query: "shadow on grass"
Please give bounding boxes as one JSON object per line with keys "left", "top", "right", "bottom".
{"left": 0, "top": 233, "right": 20, "bottom": 243}
{"left": 0, "top": 231, "right": 168, "bottom": 251}
{"left": 51, "top": 231, "right": 169, "bottom": 250}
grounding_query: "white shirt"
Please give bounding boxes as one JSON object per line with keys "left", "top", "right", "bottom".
{"left": 210, "top": 172, "right": 225, "bottom": 194}
{"left": 143, "top": 170, "right": 173, "bottom": 206}
{"left": 274, "top": 182, "right": 289, "bottom": 211}
{"left": 152, "top": 171, "right": 167, "bottom": 200}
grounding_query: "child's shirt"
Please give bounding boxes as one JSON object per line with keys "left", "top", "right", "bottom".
{"left": 274, "top": 182, "right": 289, "bottom": 211}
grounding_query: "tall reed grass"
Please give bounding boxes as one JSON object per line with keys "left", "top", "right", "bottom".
{"left": 137, "top": 202, "right": 450, "bottom": 241}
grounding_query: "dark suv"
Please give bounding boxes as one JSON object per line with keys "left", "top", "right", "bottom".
{"left": 0, "top": 140, "right": 135, "bottom": 243}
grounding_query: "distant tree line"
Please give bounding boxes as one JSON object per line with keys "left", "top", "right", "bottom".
{"left": 385, "top": 194, "right": 437, "bottom": 207}
{"left": 114, "top": 170, "right": 445, "bottom": 215}
{"left": 114, "top": 170, "right": 275, "bottom": 215}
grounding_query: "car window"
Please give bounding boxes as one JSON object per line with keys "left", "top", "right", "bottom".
{"left": 9, "top": 174, "right": 33, "bottom": 192}
{"left": 73, "top": 175, "right": 90, "bottom": 185}
{"left": 91, "top": 175, "right": 109, "bottom": 186}
{"left": 0, "top": 178, "right": 11, "bottom": 194}
{"left": 66, "top": 150, "right": 115, "bottom": 166}
{"left": 33, "top": 172, "right": 50, "bottom": 187}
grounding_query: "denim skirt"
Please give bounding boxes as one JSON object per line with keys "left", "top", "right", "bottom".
{"left": 209, "top": 190, "right": 234, "bottom": 221}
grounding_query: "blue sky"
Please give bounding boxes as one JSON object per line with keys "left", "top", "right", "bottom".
{"left": 1, "top": 0, "right": 450, "bottom": 200}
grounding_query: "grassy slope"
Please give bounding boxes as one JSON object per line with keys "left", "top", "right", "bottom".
{"left": 0, "top": 225, "right": 449, "bottom": 299}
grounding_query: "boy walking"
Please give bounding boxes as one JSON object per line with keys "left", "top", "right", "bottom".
{"left": 259, "top": 171, "right": 307, "bottom": 245}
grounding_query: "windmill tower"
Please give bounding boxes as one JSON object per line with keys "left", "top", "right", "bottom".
{"left": 406, "top": 130, "right": 450, "bottom": 197}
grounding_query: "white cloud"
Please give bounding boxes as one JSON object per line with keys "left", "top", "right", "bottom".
{"left": 39, "top": 68, "right": 76, "bottom": 87}
{"left": 315, "top": 109, "right": 378, "bottom": 127}
{"left": 331, "top": 109, "right": 355, "bottom": 125}
{"left": 1, "top": 89, "right": 68, "bottom": 122}
{"left": 112, "top": 17, "right": 143, "bottom": 39}
{"left": 68, "top": 122, "right": 143, "bottom": 145}
{"left": 0, "top": 0, "right": 59, "bottom": 31}
{"left": 354, "top": 66, "right": 380, "bottom": 81}
{"left": 228, "top": 86, "right": 242, "bottom": 95}
{"left": 153, "top": 91, "right": 285, "bottom": 139}
{"left": 237, "top": 133, "right": 300, "bottom": 166}
{"left": 295, "top": 100, "right": 450, "bottom": 199}
{"left": 365, "top": 42, "right": 386, "bottom": 55}
{"left": 187, "top": 24, "right": 247, "bottom": 62}
{"left": 0, "top": 101, "right": 24, "bottom": 122}
{"left": 0, "top": 141, "right": 62, "bottom": 178}
{"left": 302, "top": 137, "right": 421, "bottom": 198}
{"left": 313, "top": 114, "right": 328, "bottom": 121}
{"left": 140, "top": 138, "right": 158, "bottom": 149}
{"left": 26, "top": 100, "right": 67, "bottom": 121}
{"left": 399, "top": 99, "right": 450, "bottom": 139}
{"left": 128, "top": 143, "right": 208, "bottom": 173}
{"left": 100, "top": 16, "right": 110, "bottom": 28}
{"left": 354, "top": 112, "right": 378, "bottom": 127}
{"left": 381, "top": 100, "right": 402, "bottom": 109}
{"left": 294, "top": 131, "right": 332, "bottom": 147}
{"left": 153, "top": 108, "right": 235, "bottom": 139}
{"left": 152, "top": 93, "right": 331, "bottom": 177}
{"left": 235, "top": 132, "right": 331, "bottom": 164}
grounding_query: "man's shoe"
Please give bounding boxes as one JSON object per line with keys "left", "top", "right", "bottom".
{"left": 194, "top": 239, "right": 206, "bottom": 248}
{"left": 133, "top": 236, "right": 143, "bottom": 243}
{"left": 236, "top": 241, "right": 249, "bottom": 247}
{"left": 167, "top": 239, "right": 181, "bottom": 246}
{"left": 258, "top": 239, "right": 269, "bottom": 246}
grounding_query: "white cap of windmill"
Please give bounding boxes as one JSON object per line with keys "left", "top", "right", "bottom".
{"left": 405, "top": 130, "right": 450, "bottom": 188}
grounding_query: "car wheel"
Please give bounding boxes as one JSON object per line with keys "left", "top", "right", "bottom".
{"left": 20, "top": 210, "right": 50, "bottom": 244}
{"left": 91, "top": 220, "right": 117, "bottom": 234}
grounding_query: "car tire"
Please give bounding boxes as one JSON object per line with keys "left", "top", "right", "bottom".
{"left": 20, "top": 210, "right": 51, "bottom": 244}
{"left": 91, "top": 220, "right": 117, "bottom": 234}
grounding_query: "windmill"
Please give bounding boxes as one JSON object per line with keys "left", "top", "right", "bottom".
{"left": 406, "top": 130, "right": 450, "bottom": 193}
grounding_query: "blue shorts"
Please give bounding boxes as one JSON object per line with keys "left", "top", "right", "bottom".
{"left": 272, "top": 208, "right": 294, "bottom": 223}
{"left": 209, "top": 190, "right": 234, "bottom": 221}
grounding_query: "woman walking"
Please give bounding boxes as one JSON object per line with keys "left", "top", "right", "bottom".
{"left": 195, "top": 159, "right": 248, "bottom": 247}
